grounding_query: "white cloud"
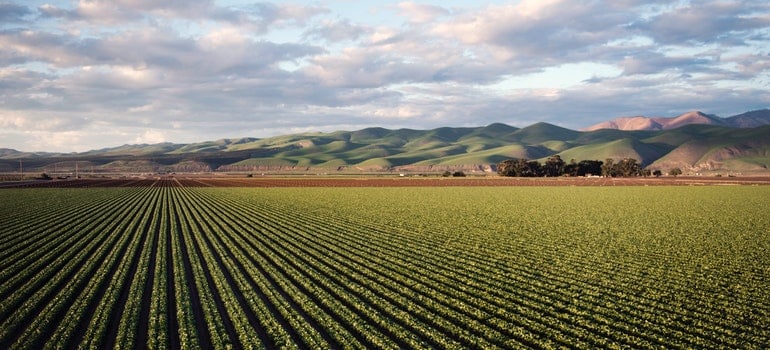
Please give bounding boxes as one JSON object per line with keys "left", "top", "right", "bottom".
{"left": 635, "top": 1, "right": 770, "bottom": 45}
{"left": 302, "top": 19, "right": 369, "bottom": 42}
{"left": 0, "top": 0, "right": 767, "bottom": 152}
{"left": 135, "top": 129, "right": 167, "bottom": 144}
{"left": 200, "top": 26, "right": 249, "bottom": 48}
{"left": 0, "top": 112, "right": 27, "bottom": 129}
{"left": 395, "top": 2, "right": 448, "bottom": 24}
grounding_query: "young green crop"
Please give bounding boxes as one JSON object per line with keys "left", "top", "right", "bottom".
{"left": 219, "top": 186, "right": 770, "bottom": 348}
{"left": 1, "top": 185, "right": 768, "bottom": 349}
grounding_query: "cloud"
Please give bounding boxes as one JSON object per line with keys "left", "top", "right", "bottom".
{"left": 303, "top": 19, "right": 369, "bottom": 42}
{"left": 728, "top": 53, "right": 770, "bottom": 77}
{"left": 37, "top": 4, "right": 71, "bottom": 19}
{"left": 430, "top": 1, "right": 635, "bottom": 66}
{"left": 395, "top": 2, "right": 449, "bottom": 24}
{"left": 620, "top": 51, "right": 715, "bottom": 76}
{"left": 0, "top": 0, "right": 768, "bottom": 152}
{"left": 37, "top": 1, "right": 328, "bottom": 32}
{"left": 0, "top": 2, "right": 32, "bottom": 22}
{"left": 634, "top": 1, "right": 770, "bottom": 45}
{"left": 0, "top": 109, "right": 91, "bottom": 132}
{"left": 63, "top": 0, "right": 233, "bottom": 24}
{"left": 135, "top": 129, "right": 167, "bottom": 144}
{"left": 0, "top": 66, "right": 49, "bottom": 93}
{"left": 245, "top": 2, "right": 328, "bottom": 27}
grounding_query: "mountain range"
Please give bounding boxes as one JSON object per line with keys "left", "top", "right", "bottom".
{"left": 1, "top": 109, "right": 769, "bottom": 175}
{"left": 581, "top": 109, "right": 770, "bottom": 131}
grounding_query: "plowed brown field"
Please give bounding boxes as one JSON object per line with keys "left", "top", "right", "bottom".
{"left": 4, "top": 175, "right": 770, "bottom": 188}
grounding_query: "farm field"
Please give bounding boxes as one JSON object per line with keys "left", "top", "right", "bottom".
{"left": 1, "top": 180, "right": 769, "bottom": 348}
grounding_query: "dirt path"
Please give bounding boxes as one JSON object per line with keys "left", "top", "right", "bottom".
{"left": 4, "top": 176, "right": 770, "bottom": 188}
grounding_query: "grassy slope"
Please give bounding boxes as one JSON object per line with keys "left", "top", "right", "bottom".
{"left": 647, "top": 125, "right": 770, "bottom": 171}
{"left": 4, "top": 123, "right": 769, "bottom": 173}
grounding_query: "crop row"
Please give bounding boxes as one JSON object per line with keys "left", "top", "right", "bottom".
{"left": 1, "top": 185, "right": 768, "bottom": 348}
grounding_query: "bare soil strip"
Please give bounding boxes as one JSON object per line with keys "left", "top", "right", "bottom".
{"left": 3, "top": 176, "right": 769, "bottom": 188}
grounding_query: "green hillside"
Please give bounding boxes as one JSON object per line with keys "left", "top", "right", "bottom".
{"left": 648, "top": 125, "right": 770, "bottom": 172}
{"left": 556, "top": 138, "right": 670, "bottom": 164}
{"left": 509, "top": 122, "right": 580, "bottom": 144}
{"left": 2, "top": 123, "right": 769, "bottom": 175}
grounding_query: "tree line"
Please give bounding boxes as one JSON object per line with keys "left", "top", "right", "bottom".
{"left": 497, "top": 155, "right": 663, "bottom": 177}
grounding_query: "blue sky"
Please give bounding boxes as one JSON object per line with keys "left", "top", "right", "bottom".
{"left": 1, "top": 0, "right": 769, "bottom": 152}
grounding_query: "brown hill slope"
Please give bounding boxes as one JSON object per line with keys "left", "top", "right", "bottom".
{"left": 582, "top": 111, "right": 727, "bottom": 131}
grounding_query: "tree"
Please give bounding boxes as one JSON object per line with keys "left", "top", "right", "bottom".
{"left": 601, "top": 158, "right": 615, "bottom": 177}
{"left": 563, "top": 159, "right": 579, "bottom": 177}
{"left": 543, "top": 155, "right": 565, "bottom": 177}
{"left": 523, "top": 160, "right": 543, "bottom": 177}
{"left": 498, "top": 157, "right": 640, "bottom": 178}
{"left": 653, "top": 169, "right": 663, "bottom": 177}
{"left": 669, "top": 167, "right": 683, "bottom": 176}
{"left": 577, "top": 160, "right": 603, "bottom": 176}
{"left": 496, "top": 158, "right": 542, "bottom": 177}
{"left": 496, "top": 159, "right": 517, "bottom": 177}
{"left": 614, "top": 158, "right": 641, "bottom": 177}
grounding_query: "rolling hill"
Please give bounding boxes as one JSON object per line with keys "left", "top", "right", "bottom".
{"left": 2, "top": 112, "right": 769, "bottom": 175}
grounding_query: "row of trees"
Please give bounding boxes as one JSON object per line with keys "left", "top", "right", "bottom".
{"left": 497, "top": 155, "right": 660, "bottom": 177}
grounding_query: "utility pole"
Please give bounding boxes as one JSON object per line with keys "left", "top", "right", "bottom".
{"left": 19, "top": 159, "right": 23, "bottom": 181}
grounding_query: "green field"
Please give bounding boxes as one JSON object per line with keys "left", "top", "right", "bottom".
{"left": 1, "top": 185, "right": 769, "bottom": 348}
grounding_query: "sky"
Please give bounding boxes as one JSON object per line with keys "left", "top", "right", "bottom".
{"left": 1, "top": 0, "right": 769, "bottom": 152}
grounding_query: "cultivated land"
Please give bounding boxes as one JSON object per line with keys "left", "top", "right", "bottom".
{"left": 1, "top": 178, "right": 769, "bottom": 348}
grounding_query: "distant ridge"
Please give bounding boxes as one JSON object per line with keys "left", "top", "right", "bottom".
{"left": 582, "top": 109, "right": 770, "bottom": 131}
{"left": 1, "top": 109, "right": 769, "bottom": 175}
{"left": 726, "top": 109, "right": 770, "bottom": 128}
